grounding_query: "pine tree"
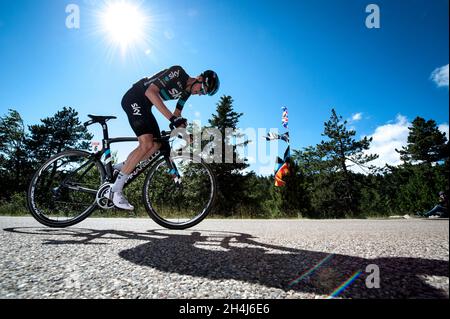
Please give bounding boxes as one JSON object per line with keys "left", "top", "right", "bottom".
{"left": 395, "top": 117, "right": 449, "bottom": 212}
{"left": 316, "top": 109, "right": 378, "bottom": 215}
{"left": 397, "top": 116, "right": 448, "bottom": 165}
{"left": 0, "top": 109, "right": 32, "bottom": 198}
{"left": 27, "top": 107, "right": 93, "bottom": 165}
{"left": 206, "top": 95, "right": 250, "bottom": 216}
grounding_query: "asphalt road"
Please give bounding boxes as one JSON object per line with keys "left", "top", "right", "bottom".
{"left": 0, "top": 216, "right": 448, "bottom": 299}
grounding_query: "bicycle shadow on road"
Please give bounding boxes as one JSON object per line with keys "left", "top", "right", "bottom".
{"left": 4, "top": 227, "right": 449, "bottom": 299}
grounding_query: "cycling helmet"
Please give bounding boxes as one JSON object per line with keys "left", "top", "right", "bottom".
{"left": 201, "top": 70, "right": 220, "bottom": 96}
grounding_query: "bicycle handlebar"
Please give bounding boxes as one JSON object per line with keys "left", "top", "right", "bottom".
{"left": 159, "top": 130, "right": 193, "bottom": 142}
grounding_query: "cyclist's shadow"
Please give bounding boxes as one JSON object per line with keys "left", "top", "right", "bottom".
{"left": 4, "top": 227, "right": 448, "bottom": 298}
{"left": 118, "top": 229, "right": 448, "bottom": 299}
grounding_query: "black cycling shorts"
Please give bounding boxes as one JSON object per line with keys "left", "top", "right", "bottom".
{"left": 121, "top": 86, "right": 161, "bottom": 138}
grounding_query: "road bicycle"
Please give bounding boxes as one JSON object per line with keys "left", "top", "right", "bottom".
{"left": 27, "top": 115, "right": 217, "bottom": 230}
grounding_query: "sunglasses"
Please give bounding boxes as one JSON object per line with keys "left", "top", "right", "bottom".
{"left": 198, "top": 81, "right": 208, "bottom": 95}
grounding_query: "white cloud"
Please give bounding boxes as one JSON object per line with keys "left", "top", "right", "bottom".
{"left": 438, "top": 123, "right": 449, "bottom": 140}
{"left": 347, "top": 113, "right": 363, "bottom": 127}
{"left": 354, "top": 116, "right": 448, "bottom": 172}
{"left": 351, "top": 112, "right": 363, "bottom": 121}
{"left": 362, "top": 114, "right": 410, "bottom": 169}
{"left": 431, "top": 64, "right": 449, "bottom": 88}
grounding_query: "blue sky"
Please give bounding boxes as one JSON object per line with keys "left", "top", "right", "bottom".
{"left": 0, "top": 0, "right": 448, "bottom": 175}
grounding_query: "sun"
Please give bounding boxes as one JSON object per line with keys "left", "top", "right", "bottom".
{"left": 98, "top": 1, "right": 149, "bottom": 56}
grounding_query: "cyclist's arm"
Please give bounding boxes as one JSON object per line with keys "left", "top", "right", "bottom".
{"left": 174, "top": 92, "right": 190, "bottom": 117}
{"left": 173, "top": 109, "right": 182, "bottom": 117}
{"left": 145, "top": 84, "right": 174, "bottom": 121}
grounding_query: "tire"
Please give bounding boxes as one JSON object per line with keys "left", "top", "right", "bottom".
{"left": 142, "top": 154, "right": 217, "bottom": 230}
{"left": 27, "top": 150, "right": 106, "bottom": 228}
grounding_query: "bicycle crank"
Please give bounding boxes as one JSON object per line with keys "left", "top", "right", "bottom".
{"left": 96, "top": 183, "right": 115, "bottom": 209}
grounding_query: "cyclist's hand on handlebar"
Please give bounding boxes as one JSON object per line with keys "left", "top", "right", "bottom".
{"left": 169, "top": 116, "right": 187, "bottom": 130}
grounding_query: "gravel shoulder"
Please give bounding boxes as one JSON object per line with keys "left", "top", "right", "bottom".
{"left": 0, "top": 217, "right": 448, "bottom": 299}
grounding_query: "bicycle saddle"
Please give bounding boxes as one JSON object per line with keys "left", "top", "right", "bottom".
{"left": 87, "top": 115, "right": 117, "bottom": 123}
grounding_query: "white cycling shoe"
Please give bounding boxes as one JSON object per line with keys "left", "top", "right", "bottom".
{"left": 106, "top": 190, "right": 134, "bottom": 211}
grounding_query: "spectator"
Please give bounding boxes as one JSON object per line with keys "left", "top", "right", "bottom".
{"left": 418, "top": 191, "right": 448, "bottom": 218}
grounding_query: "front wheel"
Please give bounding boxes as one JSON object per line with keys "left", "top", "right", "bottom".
{"left": 143, "top": 155, "right": 217, "bottom": 229}
{"left": 27, "top": 150, "right": 105, "bottom": 228}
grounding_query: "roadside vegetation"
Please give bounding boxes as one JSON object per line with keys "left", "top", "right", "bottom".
{"left": 0, "top": 97, "right": 448, "bottom": 219}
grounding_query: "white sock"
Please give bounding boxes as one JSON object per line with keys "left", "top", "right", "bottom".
{"left": 112, "top": 172, "right": 129, "bottom": 193}
{"left": 113, "top": 162, "right": 126, "bottom": 171}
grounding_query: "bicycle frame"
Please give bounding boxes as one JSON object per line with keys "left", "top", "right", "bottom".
{"left": 91, "top": 120, "right": 174, "bottom": 188}
{"left": 29, "top": 115, "right": 215, "bottom": 229}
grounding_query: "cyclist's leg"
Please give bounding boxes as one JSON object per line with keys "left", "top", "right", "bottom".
{"left": 113, "top": 142, "right": 161, "bottom": 171}
{"left": 110, "top": 88, "right": 163, "bottom": 210}
{"left": 122, "top": 134, "right": 156, "bottom": 174}
{"left": 108, "top": 88, "right": 156, "bottom": 209}
{"left": 142, "top": 140, "right": 162, "bottom": 160}
{"left": 108, "top": 134, "right": 153, "bottom": 210}
{"left": 121, "top": 106, "right": 162, "bottom": 174}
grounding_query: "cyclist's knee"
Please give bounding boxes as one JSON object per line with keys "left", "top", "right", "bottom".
{"left": 137, "top": 134, "right": 155, "bottom": 153}
{"left": 138, "top": 141, "right": 154, "bottom": 154}
{"left": 138, "top": 143, "right": 154, "bottom": 155}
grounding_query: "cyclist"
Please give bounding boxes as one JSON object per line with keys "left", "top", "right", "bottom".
{"left": 108, "top": 66, "right": 220, "bottom": 210}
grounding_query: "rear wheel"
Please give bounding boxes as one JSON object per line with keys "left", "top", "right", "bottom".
{"left": 27, "top": 150, "right": 105, "bottom": 228}
{"left": 143, "top": 155, "right": 216, "bottom": 230}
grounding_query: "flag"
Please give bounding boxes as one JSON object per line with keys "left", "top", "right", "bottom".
{"left": 274, "top": 146, "right": 291, "bottom": 187}
{"left": 264, "top": 132, "right": 289, "bottom": 143}
{"left": 280, "top": 132, "right": 290, "bottom": 143}
{"left": 264, "top": 132, "right": 280, "bottom": 141}
{"left": 275, "top": 162, "right": 290, "bottom": 187}
{"left": 281, "top": 106, "right": 289, "bottom": 129}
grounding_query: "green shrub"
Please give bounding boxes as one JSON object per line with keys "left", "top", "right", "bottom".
{"left": 0, "top": 192, "right": 29, "bottom": 216}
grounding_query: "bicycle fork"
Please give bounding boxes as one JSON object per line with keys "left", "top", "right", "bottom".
{"left": 165, "top": 157, "right": 182, "bottom": 186}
